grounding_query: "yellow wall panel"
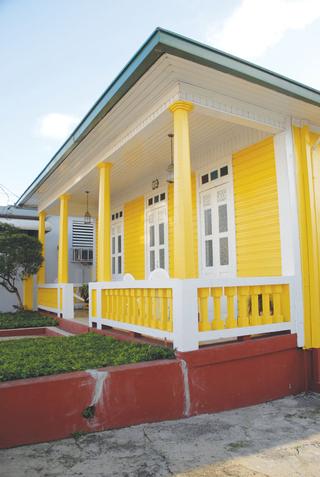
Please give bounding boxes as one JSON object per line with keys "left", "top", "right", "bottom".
{"left": 124, "top": 196, "right": 145, "bottom": 279}
{"left": 168, "top": 173, "right": 198, "bottom": 278}
{"left": 233, "top": 137, "right": 282, "bottom": 277}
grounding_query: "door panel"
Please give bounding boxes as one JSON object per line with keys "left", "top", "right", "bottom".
{"left": 200, "top": 183, "right": 234, "bottom": 276}
{"left": 146, "top": 204, "right": 168, "bottom": 275}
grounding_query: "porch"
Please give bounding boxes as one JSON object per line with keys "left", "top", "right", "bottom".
{"left": 35, "top": 100, "right": 303, "bottom": 350}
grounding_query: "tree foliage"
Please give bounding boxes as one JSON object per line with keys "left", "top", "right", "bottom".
{"left": 0, "top": 223, "right": 43, "bottom": 308}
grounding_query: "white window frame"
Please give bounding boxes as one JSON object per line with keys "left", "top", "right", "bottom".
{"left": 196, "top": 156, "right": 237, "bottom": 278}
{"left": 144, "top": 187, "right": 169, "bottom": 278}
{"left": 111, "top": 209, "right": 124, "bottom": 280}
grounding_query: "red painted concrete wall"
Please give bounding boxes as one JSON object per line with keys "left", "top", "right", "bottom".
{"left": 0, "top": 327, "right": 63, "bottom": 338}
{"left": 178, "top": 334, "right": 308, "bottom": 416}
{"left": 0, "top": 333, "right": 316, "bottom": 449}
{"left": 0, "top": 360, "right": 184, "bottom": 449}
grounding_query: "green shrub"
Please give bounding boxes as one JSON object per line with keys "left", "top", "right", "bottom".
{"left": 0, "top": 333, "right": 175, "bottom": 382}
{"left": 0, "top": 311, "right": 58, "bottom": 329}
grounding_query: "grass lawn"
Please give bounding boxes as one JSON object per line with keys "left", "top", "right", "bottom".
{"left": 0, "top": 333, "right": 175, "bottom": 382}
{"left": 0, "top": 311, "right": 58, "bottom": 329}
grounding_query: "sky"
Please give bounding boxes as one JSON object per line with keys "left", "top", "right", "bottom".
{"left": 1, "top": 0, "right": 320, "bottom": 206}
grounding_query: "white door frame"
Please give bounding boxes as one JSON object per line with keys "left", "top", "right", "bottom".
{"left": 196, "top": 156, "right": 237, "bottom": 278}
{"left": 111, "top": 209, "right": 124, "bottom": 281}
{"left": 144, "top": 188, "right": 169, "bottom": 278}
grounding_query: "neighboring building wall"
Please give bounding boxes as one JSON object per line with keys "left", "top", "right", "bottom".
{"left": 45, "top": 216, "right": 93, "bottom": 284}
{"left": 0, "top": 280, "right": 23, "bottom": 312}
{"left": 232, "top": 137, "right": 282, "bottom": 277}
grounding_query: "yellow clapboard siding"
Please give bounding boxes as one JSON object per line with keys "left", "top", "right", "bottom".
{"left": 124, "top": 196, "right": 145, "bottom": 279}
{"left": 233, "top": 136, "right": 282, "bottom": 277}
{"left": 168, "top": 173, "right": 198, "bottom": 278}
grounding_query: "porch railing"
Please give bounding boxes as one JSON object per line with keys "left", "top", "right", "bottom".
{"left": 38, "top": 283, "right": 74, "bottom": 319}
{"left": 89, "top": 276, "right": 299, "bottom": 351}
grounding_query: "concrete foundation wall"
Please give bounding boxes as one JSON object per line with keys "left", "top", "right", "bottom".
{"left": 0, "top": 333, "right": 312, "bottom": 449}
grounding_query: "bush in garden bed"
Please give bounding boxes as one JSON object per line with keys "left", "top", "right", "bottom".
{"left": 0, "top": 311, "right": 58, "bottom": 329}
{"left": 0, "top": 333, "right": 175, "bottom": 382}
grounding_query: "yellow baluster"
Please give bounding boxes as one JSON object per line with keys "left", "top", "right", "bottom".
{"left": 211, "top": 287, "right": 224, "bottom": 330}
{"left": 198, "top": 288, "right": 211, "bottom": 331}
{"left": 225, "top": 287, "right": 237, "bottom": 328}
{"left": 250, "top": 286, "right": 261, "bottom": 326}
{"left": 114, "top": 289, "right": 120, "bottom": 322}
{"left": 131, "top": 289, "right": 137, "bottom": 324}
{"left": 107, "top": 290, "right": 112, "bottom": 320}
{"left": 272, "top": 285, "right": 283, "bottom": 323}
{"left": 124, "top": 289, "right": 130, "bottom": 324}
{"left": 238, "top": 286, "right": 250, "bottom": 327}
{"left": 136, "top": 289, "right": 142, "bottom": 325}
{"left": 118, "top": 288, "right": 123, "bottom": 321}
{"left": 150, "top": 289, "right": 157, "bottom": 328}
{"left": 101, "top": 290, "right": 107, "bottom": 319}
{"left": 281, "top": 285, "right": 290, "bottom": 322}
{"left": 168, "top": 289, "right": 173, "bottom": 332}
{"left": 261, "top": 285, "right": 272, "bottom": 324}
{"left": 158, "top": 289, "right": 167, "bottom": 330}
{"left": 127, "top": 289, "right": 132, "bottom": 324}
{"left": 143, "top": 289, "right": 151, "bottom": 327}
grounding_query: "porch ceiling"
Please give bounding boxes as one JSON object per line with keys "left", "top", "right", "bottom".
{"left": 26, "top": 53, "right": 320, "bottom": 215}
{"left": 45, "top": 111, "right": 266, "bottom": 217}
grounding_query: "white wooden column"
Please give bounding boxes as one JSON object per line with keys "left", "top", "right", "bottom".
{"left": 274, "top": 128, "right": 304, "bottom": 346}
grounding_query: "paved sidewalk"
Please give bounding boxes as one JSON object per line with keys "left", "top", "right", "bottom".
{"left": 1, "top": 394, "right": 320, "bottom": 476}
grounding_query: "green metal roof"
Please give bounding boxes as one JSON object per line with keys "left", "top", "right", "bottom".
{"left": 17, "top": 27, "right": 320, "bottom": 207}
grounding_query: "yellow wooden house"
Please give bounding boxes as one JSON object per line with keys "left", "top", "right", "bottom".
{"left": 18, "top": 29, "right": 320, "bottom": 352}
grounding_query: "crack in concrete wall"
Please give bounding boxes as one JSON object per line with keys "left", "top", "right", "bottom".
{"left": 180, "top": 359, "right": 191, "bottom": 417}
{"left": 86, "top": 369, "right": 109, "bottom": 407}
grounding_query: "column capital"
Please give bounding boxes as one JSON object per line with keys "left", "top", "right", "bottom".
{"left": 97, "top": 161, "right": 112, "bottom": 170}
{"left": 59, "top": 193, "right": 71, "bottom": 201}
{"left": 169, "top": 100, "right": 194, "bottom": 113}
{"left": 38, "top": 210, "right": 46, "bottom": 218}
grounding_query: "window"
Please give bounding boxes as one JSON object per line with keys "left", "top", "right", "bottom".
{"left": 200, "top": 164, "right": 229, "bottom": 187}
{"left": 147, "top": 192, "right": 166, "bottom": 207}
{"left": 111, "top": 211, "right": 123, "bottom": 278}
{"left": 72, "top": 221, "right": 94, "bottom": 263}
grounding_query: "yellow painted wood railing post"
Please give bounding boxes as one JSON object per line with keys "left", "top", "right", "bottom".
{"left": 261, "top": 285, "right": 272, "bottom": 324}
{"left": 282, "top": 285, "right": 291, "bottom": 322}
{"left": 225, "top": 287, "right": 237, "bottom": 328}
{"left": 168, "top": 289, "right": 173, "bottom": 332}
{"left": 238, "top": 286, "right": 250, "bottom": 327}
{"left": 158, "top": 289, "right": 169, "bottom": 330}
{"left": 23, "top": 276, "right": 33, "bottom": 310}
{"left": 131, "top": 289, "right": 137, "bottom": 325}
{"left": 198, "top": 288, "right": 211, "bottom": 331}
{"left": 143, "top": 289, "right": 150, "bottom": 327}
{"left": 37, "top": 211, "right": 46, "bottom": 284}
{"left": 250, "top": 286, "right": 261, "bottom": 326}
{"left": 211, "top": 287, "right": 224, "bottom": 330}
{"left": 97, "top": 162, "right": 112, "bottom": 282}
{"left": 169, "top": 101, "right": 196, "bottom": 278}
{"left": 136, "top": 289, "right": 143, "bottom": 325}
{"left": 272, "top": 285, "right": 283, "bottom": 323}
{"left": 150, "top": 289, "right": 156, "bottom": 328}
{"left": 58, "top": 194, "right": 70, "bottom": 283}
{"left": 124, "top": 289, "right": 130, "bottom": 323}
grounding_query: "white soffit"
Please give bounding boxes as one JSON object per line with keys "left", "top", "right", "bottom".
{"left": 31, "top": 54, "right": 319, "bottom": 211}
